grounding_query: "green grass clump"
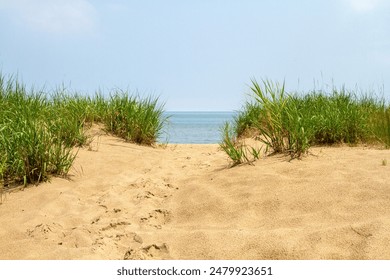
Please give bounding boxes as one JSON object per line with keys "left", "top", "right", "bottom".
{"left": 223, "top": 79, "right": 390, "bottom": 163}
{"left": 295, "top": 89, "right": 372, "bottom": 145}
{"left": 234, "top": 102, "right": 262, "bottom": 138}
{"left": 220, "top": 123, "right": 261, "bottom": 166}
{"left": 104, "top": 92, "right": 166, "bottom": 145}
{"left": 370, "top": 106, "right": 390, "bottom": 148}
{"left": 50, "top": 91, "right": 92, "bottom": 147}
{"left": 0, "top": 74, "right": 167, "bottom": 188}
{"left": 0, "top": 76, "right": 76, "bottom": 186}
{"left": 245, "top": 79, "right": 313, "bottom": 158}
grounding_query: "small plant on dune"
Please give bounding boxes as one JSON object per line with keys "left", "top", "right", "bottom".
{"left": 249, "top": 79, "right": 312, "bottom": 158}
{"left": 220, "top": 123, "right": 248, "bottom": 166}
{"left": 250, "top": 79, "right": 289, "bottom": 154}
{"left": 220, "top": 123, "right": 261, "bottom": 166}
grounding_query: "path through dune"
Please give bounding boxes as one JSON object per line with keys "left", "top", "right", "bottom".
{"left": 1, "top": 130, "right": 390, "bottom": 259}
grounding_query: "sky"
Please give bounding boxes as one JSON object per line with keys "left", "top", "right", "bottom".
{"left": 0, "top": 0, "right": 389, "bottom": 111}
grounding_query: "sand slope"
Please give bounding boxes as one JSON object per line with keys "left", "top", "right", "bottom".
{"left": 1, "top": 131, "right": 390, "bottom": 260}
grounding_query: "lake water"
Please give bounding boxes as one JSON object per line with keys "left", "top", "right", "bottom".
{"left": 159, "top": 111, "right": 236, "bottom": 144}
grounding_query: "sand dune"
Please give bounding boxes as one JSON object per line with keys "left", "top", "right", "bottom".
{"left": 1, "top": 130, "right": 390, "bottom": 260}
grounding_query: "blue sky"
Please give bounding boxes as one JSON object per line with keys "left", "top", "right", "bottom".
{"left": 0, "top": 0, "right": 389, "bottom": 111}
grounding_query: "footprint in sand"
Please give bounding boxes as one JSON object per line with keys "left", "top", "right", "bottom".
{"left": 136, "top": 191, "right": 156, "bottom": 200}
{"left": 134, "top": 180, "right": 177, "bottom": 198}
{"left": 140, "top": 209, "right": 171, "bottom": 229}
{"left": 26, "top": 223, "right": 65, "bottom": 240}
{"left": 123, "top": 243, "right": 170, "bottom": 260}
{"left": 92, "top": 231, "right": 144, "bottom": 256}
{"left": 100, "top": 220, "right": 131, "bottom": 231}
{"left": 27, "top": 223, "right": 94, "bottom": 248}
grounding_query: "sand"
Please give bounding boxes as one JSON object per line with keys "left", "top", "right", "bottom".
{"left": 1, "top": 129, "right": 390, "bottom": 260}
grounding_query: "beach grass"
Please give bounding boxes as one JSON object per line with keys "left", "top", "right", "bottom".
{"left": 220, "top": 123, "right": 248, "bottom": 166}
{"left": 223, "top": 79, "right": 390, "bottom": 163}
{"left": 220, "top": 123, "right": 261, "bottom": 166}
{"left": 0, "top": 74, "right": 166, "bottom": 188}
{"left": 104, "top": 92, "right": 166, "bottom": 145}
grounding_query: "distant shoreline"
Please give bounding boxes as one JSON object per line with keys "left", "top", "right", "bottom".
{"left": 159, "top": 111, "right": 236, "bottom": 144}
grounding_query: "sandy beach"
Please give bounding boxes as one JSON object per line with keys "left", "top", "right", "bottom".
{"left": 1, "top": 129, "right": 390, "bottom": 260}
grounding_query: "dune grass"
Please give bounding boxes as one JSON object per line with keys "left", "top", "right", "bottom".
{"left": 222, "top": 79, "right": 390, "bottom": 163}
{"left": 0, "top": 74, "right": 166, "bottom": 189}
{"left": 0, "top": 77, "right": 75, "bottom": 187}
{"left": 219, "top": 123, "right": 261, "bottom": 166}
{"left": 104, "top": 92, "right": 166, "bottom": 145}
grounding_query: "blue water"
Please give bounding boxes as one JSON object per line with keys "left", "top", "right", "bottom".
{"left": 159, "top": 111, "right": 236, "bottom": 144}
